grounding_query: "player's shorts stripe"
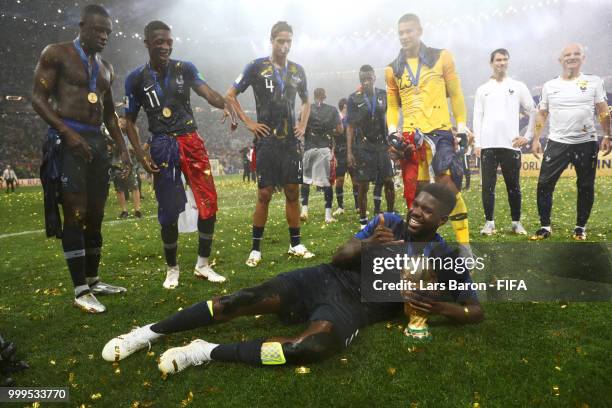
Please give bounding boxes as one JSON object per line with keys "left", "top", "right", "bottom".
{"left": 163, "top": 242, "right": 178, "bottom": 250}
{"left": 64, "top": 249, "right": 86, "bottom": 259}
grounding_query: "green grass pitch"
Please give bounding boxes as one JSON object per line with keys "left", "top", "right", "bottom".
{"left": 0, "top": 175, "right": 611, "bottom": 407}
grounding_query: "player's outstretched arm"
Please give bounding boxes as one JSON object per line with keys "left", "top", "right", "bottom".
{"left": 31, "top": 44, "right": 92, "bottom": 161}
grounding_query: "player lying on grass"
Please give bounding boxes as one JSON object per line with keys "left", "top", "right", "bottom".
{"left": 102, "top": 183, "right": 484, "bottom": 374}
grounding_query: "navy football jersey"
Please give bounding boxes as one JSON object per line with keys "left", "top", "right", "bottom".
{"left": 304, "top": 102, "right": 340, "bottom": 150}
{"left": 346, "top": 88, "right": 388, "bottom": 148}
{"left": 233, "top": 57, "right": 308, "bottom": 142}
{"left": 125, "top": 60, "right": 206, "bottom": 135}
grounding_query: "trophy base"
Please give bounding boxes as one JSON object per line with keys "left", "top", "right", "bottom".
{"left": 403, "top": 326, "right": 432, "bottom": 342}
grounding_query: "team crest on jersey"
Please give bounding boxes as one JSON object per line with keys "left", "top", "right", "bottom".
{"left": 508, "top": 88, "right": 515, "bottom": 95}
{"left": 577, "top": 80, "right": 588, "bottom": 91}
{"left": 289, "top": 64, "right": 298, "bottom": 75}
{"left": 260, "top": 65, "right": 273, "bottom": 77}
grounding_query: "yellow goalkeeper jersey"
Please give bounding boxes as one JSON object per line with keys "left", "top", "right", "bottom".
{"left": 385, "top": 43, "right": 466, "bottom": 133}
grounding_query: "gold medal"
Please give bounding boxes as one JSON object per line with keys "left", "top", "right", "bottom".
{"left": 162, "top": 107, "right": 172, "bottom": 118}
{"left": 87, "top": 92, "right": 98, "bottom": 104}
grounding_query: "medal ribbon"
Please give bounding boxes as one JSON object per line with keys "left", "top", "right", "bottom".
{"left": 406, "top": 58, "right": 422, "bottom": 89}
{"left": 272, "top": 63, "right": 288, "bottom": 95}
{"left": 73, "top": 37, "right": 99, "bottom": 95}
{"left": 363, "top": 91, "right": 377, "bottom": 118}
{"left": 147, "top": 63, "right": 171, "bottom": 103}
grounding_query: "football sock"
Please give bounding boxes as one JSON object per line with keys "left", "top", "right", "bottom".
{"left": 197, "top": 215, "right": 215, "bottom": 258}
{"left": 289, "top": 227, "right": 300, "bottom": 247}
{"left": 323, "top": 186, "right": 333, "bottom": 209}
{"left": 360, "top": 217, "right": 368, "bottom": 226}
{"left": 74, "top": 284, "right": 90, "bottom": 298}
{"left": 449, "top": 192, "right": 470, "bottom": 244}
{"left": 196, "top": 256, "right": 209, "bottom": 268}
{"left": 210, "top": 339, "right": 266, "bottom": 366}
{"left": 373, "top": 183, "right": 383, "bottom": 213}
{"left": 84, "top": 228, "right": 102, "bottom": 278}
{"left": 300, "top": 184, "right": 310, "bottom": 206}
{"left": 161, "top": 223, "right": 178, "bottom": 267}
{"left": 62, "top": 225, "right": 87, "bottom": 288}
{"left": 335, "top": 186, "right": 344, "bottom": 208}
{"left": 86, "top": 276, "right": 99, "bottom": 286}
{"left": 151, "top": 300, "right": 216, "bottom": 334}
{"left": 252, "top": 226, "right": 264, "bottom": 251}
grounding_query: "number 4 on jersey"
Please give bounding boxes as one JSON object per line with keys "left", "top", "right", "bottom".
{"left": 265, "top": 78, "right": 274, "bottom": 93}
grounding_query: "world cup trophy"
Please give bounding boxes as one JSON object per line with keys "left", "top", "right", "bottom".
{"left": 400, "top": 258, "right": 435, "bottom": 341}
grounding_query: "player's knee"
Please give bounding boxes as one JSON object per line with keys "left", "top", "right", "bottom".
{"left": 284, "top": 187, "right": 299, "bottom": 202}
{"left": 160, "top": 223, "right": 179, "bottom": 244}
{"left": 384, "top": 178, "right": 395, "bottom": 190}
{"left": 257, "top": 188, "right": 273, "bottom": 204}
{"left": 217, "top": 286, "right": 267, "bottom": 316}
{"left": 65, "top": 207, "right": 87, "bottom": 227}
{"left": 282, "top": 333, "right": 338, "bottom": 364}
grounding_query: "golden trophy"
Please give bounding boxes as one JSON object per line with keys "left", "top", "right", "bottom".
{"left": 400, "top": 261, "right": 434, "bottom": 341}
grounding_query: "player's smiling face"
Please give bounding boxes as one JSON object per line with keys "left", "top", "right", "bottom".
{"left": 559, "top": 44, "right": 584, "bottom": 72}
{"left": 146, "top": 29, "right": 173, "bottom": 66}
{"left": 491, "top": 52, "right": 509, "bottom": 76}
{"left": 407, "top": 192, "right": 447, "bottom": 237}
{"left": 271, "top": 31, "right": 292, "bottom": 59}
{"left": 398, "top": 21, "right": 422, "bottom": 53}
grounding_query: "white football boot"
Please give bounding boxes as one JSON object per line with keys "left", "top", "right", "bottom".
{"left": 158, "top": 339, "right": 216, "bottom": 375}
{"left": 101, "top": 324, "right": 161, "bottom": 362}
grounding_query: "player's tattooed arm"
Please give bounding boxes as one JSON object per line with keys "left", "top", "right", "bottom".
{"left": 32, "top": 44, "right": 93, "bottom": 161}
{"left": 225, "top": 86, "right": 269, "bottom": 138}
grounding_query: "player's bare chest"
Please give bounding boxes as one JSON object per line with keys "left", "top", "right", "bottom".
{"left": 61, "top": 53, "right": 111, "bottom": 92}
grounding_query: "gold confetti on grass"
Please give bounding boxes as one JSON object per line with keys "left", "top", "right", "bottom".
{"left": 551, "top": 385, "right": 560, "bottom": 396}
{"left": 180, "top": 391, "right": 194, "bottom": 406}
{"left": 295, "top": 366, "right": 310, "bottom": 374}
{"left": 387, "top": 367, "right": 396, "bottom": 376}
{"left": 90, "top": 393, "right": 102, "bottom": 400}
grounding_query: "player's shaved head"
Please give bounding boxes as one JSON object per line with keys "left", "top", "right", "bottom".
{"left": 81, "top": 4, "right": 110, "bottom": 20}
{"left": 560, "top": 42, "right": 585, "bottom": 58}
{"left": 398, "top": 13, "right": 421, "bottom": 27}
{"left": 417, "top": 184, "right": 456, "bottom": 216}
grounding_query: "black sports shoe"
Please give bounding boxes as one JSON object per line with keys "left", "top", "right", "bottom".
{"left": 572, "top": 227, "right": 587, "bottom": 241}
{"left": 119, "top": 211, "right": 129, "bottom": 219}
{"left": 134, "top": 210, "right": 142, "bottom": 218}
{"left": 529, "top": 228, "right": 551, "bottom": 241}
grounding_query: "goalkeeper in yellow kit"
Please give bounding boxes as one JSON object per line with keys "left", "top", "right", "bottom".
{"left": 386, "top": 13, "right": 471, "bottom": 248}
